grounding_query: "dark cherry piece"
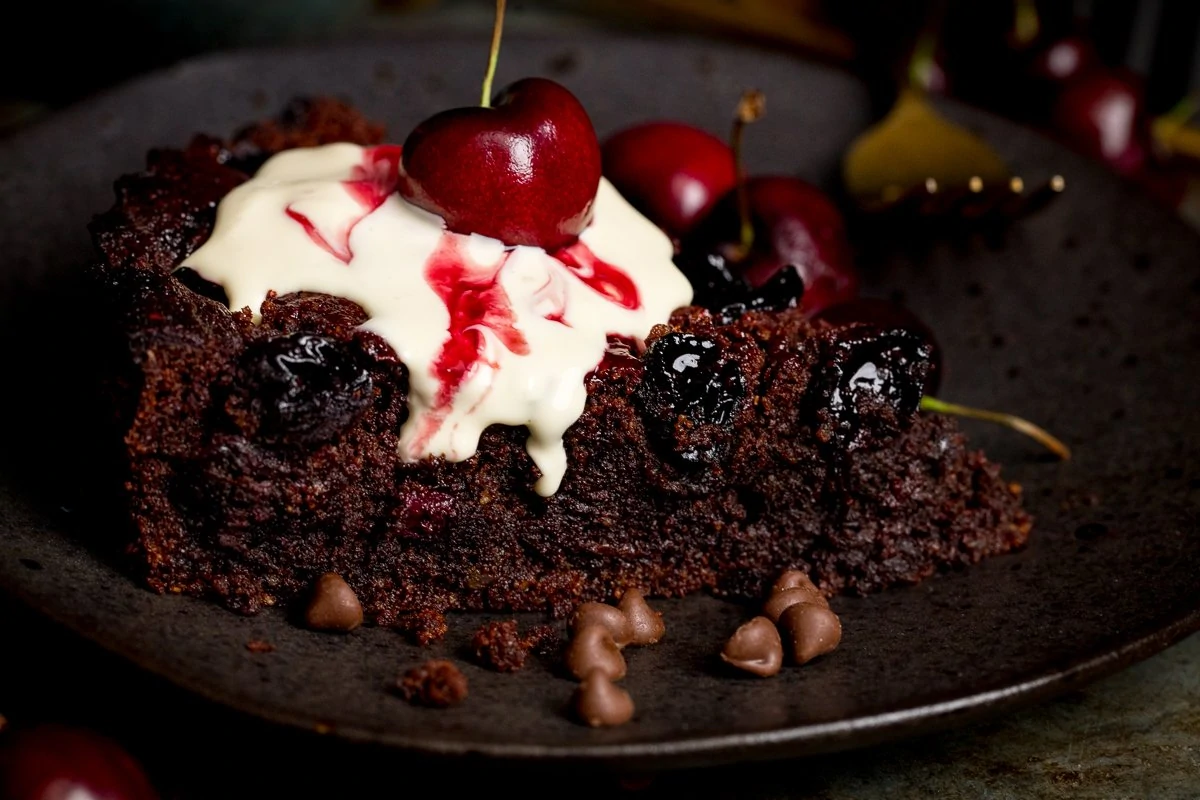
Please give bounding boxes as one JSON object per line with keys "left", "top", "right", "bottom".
{"left": 398, "top": 77, "right": 602, "bottom": 250}
{"left": 601, "top": 121, "right": 736, "bottom": 239}
{"left": 1052, "top": 69, "right": 1151, "bottom": 177}
{"left": 635, "top": 332, "right": 746, "bottom": 467}
{"left": 807, "top": 325, "right": 932, "bottom": 450}
{"left": 238, "top": 333, "right": 373, "bottom": 446}
{"left": 0, "top": 724, "right": 158, "bottom": 800}
{"left": 707, "top": 268, "right": 806, "bottom": 325}
{"left": 681, "top": 176, "right": 858, "bottom": 315}
{"left": 812, "top": 298, "right": 943, "bottom": 394}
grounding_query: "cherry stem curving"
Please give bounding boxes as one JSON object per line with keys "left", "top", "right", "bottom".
{"left": 730, "top": 89, "right": 766, "bottom": 259}
{"left": 481, "top": 0, "right": 507, "bottom": 108}
{"left": 1013, "top": 0, "right": 1040, "bottom": 46}
{"left": 1163, "top": 93, "right": 1200, "bottom": 125}
{"left": 920, "top": 396, "right": 1071, "bottom": 460}
{"left": 907, "top": 30, "right": 938, "bottom": 92}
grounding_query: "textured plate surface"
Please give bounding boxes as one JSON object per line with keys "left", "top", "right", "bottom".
{"left": 0, "top": 34, "right": 1198, "bottom": 770}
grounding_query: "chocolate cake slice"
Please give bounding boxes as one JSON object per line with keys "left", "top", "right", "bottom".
{"left": 86, "top": 98, "right": 1029, "bottom": 621}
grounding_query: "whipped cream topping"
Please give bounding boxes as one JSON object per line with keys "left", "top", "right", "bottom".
{"left": 183, "top": 143, "right": 692, "bottom": 495}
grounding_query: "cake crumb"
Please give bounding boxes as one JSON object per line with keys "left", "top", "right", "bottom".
{"left": 396, "top": 659, "right": 468, "bottom": 708}
{"left": 522, "top": 623, "right": 562, "bottom": 657}
{"left": 245, "top": 639, "right": 275, "bottom": 653}
{"left": 396, "top": 608, "right": 448, "bottom": 646}
{"left": 472, "top": 620, "right": 527, "bottom": 672}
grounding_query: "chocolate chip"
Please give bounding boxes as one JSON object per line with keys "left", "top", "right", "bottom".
{"left": 472, "top": 620, "right": 527, "bottom": 672}
{"left": 245, "top": 639, "right": 275, "bottom": 653}
{"left": 619, "top": 588, "right": 665, "bottom": 646}
{"left": 573, "top": 670, "right": 635, "bottom": 727}
{"left": 779, "top": 602, "right": 842, "bottom": 665}
{"left": 565, "top": 625, "right": 627, "bottom": 681}
{"left": 763, "top": 586, "right": 827, "bottom": 622}
{"left": 768, "top": 568, "right": 816, "bottom": 594}
{"left": 720, "top": 616, "right": 783, "bottom": 677}
{"left": 570, "top": 602, "right": 634, "bottom": 647}
{"left": 396, "top": 659, "right": 468, "bottom": 708}
{"left": 770, "top": 570, "right": 826, "bottom": 599}
{"left": 304, "top": 572, "right": 363, "bottom": 632}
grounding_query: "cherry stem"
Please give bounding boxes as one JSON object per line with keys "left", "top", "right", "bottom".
{"left": 480, "top": 0, "right": 507, "bottom": 108}
{"left": 1013, "top": 0, "right": 1040, "bottom": 46}
{"left": 907, "top": 30, "right": 938, "bottom": 91}
{"left": 730, "top": 89, "right": 765, "bottom": 258}
{"left": 920, "top": 396, "right": 1071, "bottom": 460}
{"left": 1163, "top": 93, "right": 1200, "bottom": 125}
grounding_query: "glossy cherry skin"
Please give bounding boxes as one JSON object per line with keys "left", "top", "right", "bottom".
{"left": 0, "top": 724, "right": 158, "bottom": 800}
{"left": 1032, "top": 35, "right": 1098, "bottom": 83}
{"left": 682, "top": 176, "right": 859, "bottom": 315}
{"left": 601, "top": 122, "right": 736, "bottom": 239}
{"left": 812, "top": 298, "right": 942, "bottom": 394}
{"left": 1052, "top": 70, "right": 1150, "bottom": 177}
{"left": 398, "top": 77, "right": 602, "bottom": 250}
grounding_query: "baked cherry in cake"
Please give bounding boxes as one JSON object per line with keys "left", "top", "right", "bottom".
{"left": 813, "top": 297, "right": 943, "bottom": 394}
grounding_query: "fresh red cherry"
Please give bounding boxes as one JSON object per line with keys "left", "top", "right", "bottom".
{"left": 680, "top": 176, "right": 859, "bottom": 316}
{"left": 0, "top": 724, "right": 158, "bottom": 800}
{"left": 1051, "top": 69, "right": 1151, "bottom": 176}
{"left": 1023, "top": 33, "right": 1100, "bottom": 122}
{"left": 812, "top": 298, "right": 943, "bottom": 394}
{"left": 601, "top": 122, "right": 736, "bottom": 239}
{"left": 398, "top": 77, "right": 602, "bottom": 250}
{"left": 1031, "top": 34, "right": 1098, "bottom": 83}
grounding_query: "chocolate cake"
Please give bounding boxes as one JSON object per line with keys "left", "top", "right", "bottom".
{"left": 86, "top": 98, "right": 1030, "bottom": 621}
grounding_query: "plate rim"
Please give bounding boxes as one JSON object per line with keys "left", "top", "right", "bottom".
{"left": 5, "top": 573, "right": 1198, "bottom": 769}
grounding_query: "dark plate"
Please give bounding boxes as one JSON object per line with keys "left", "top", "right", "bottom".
{"left": 0, "top": 33, "right": 1198, "bottom": 772}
